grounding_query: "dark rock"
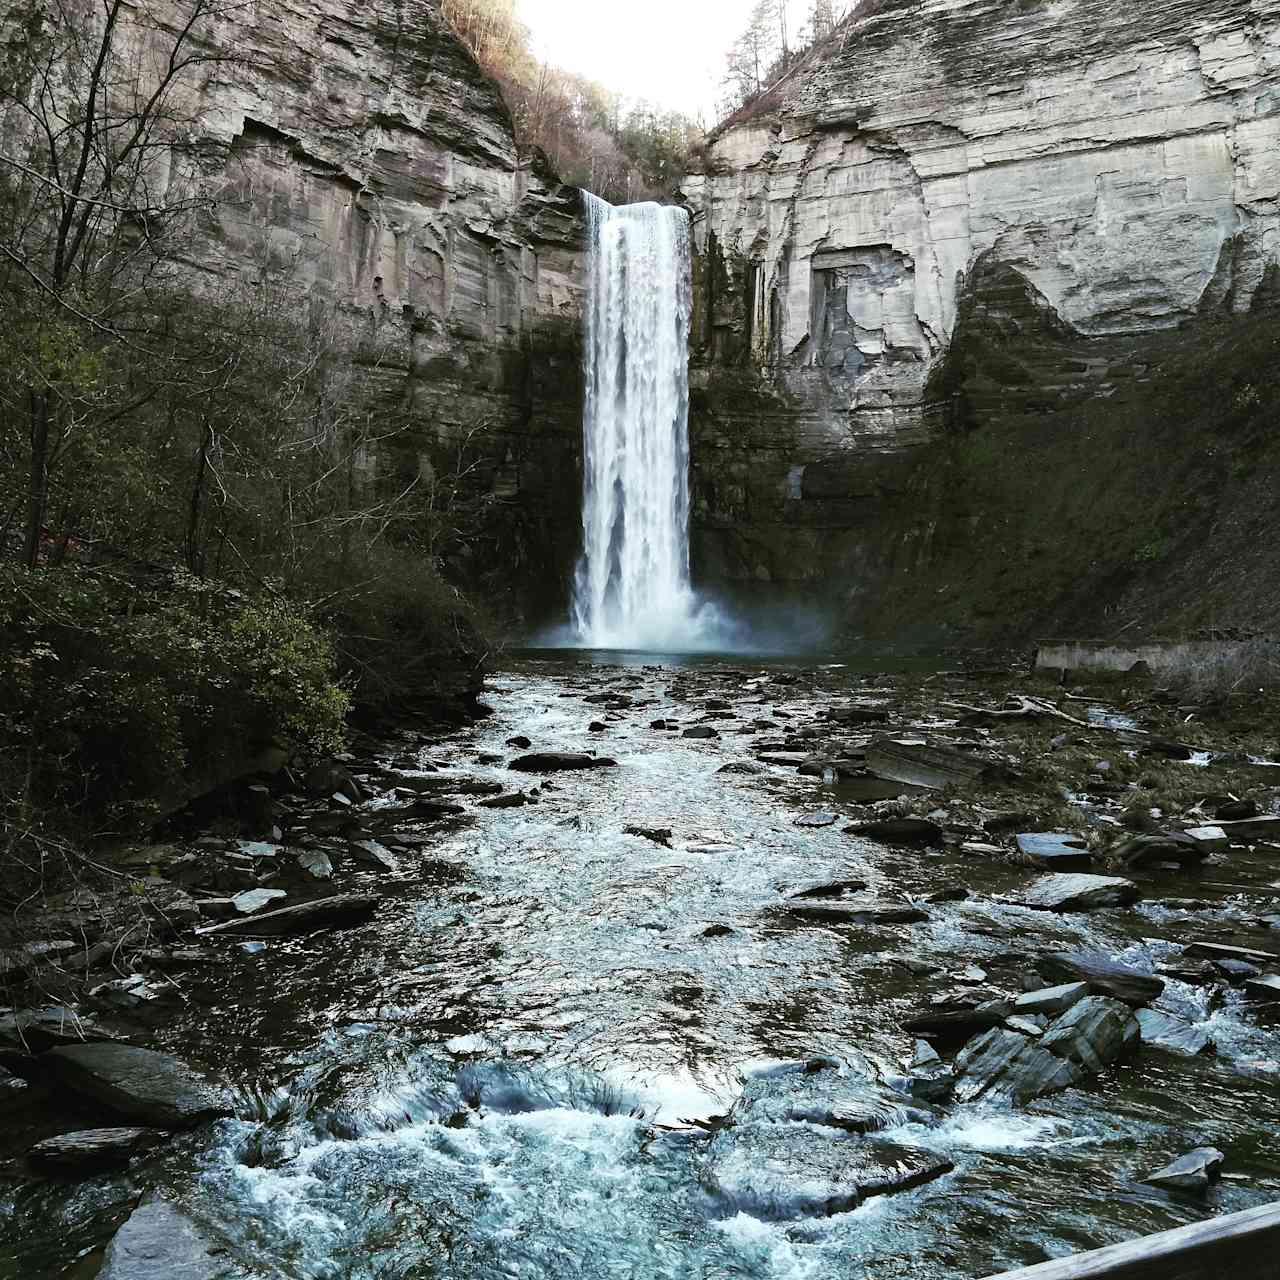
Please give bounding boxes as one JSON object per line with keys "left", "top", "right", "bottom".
{"left": 904, "top": 1007, "right": 1007, "bottom": 1045}
{"left": 844, "top": 818, "right": 942, "bottom": 845}
{"left": 1013, "top": 873, "right": 1141, "bottom": 913}
{"left": 1216, "top": 798, "right": 1261, "bottom": 822}
{"left": 347, "top": 840, "right": 397, "bottom": 871}
{"left": 701, "top": 924, "right": 736, "bottom": 938}
{"left": 479, "top": 793, "right": 533, "bottom": 809}
{"left": 1139, "top": 740, "right": 1196, "bottom": 762}
{"left": 865, "top": 738, "right": 999, "bottom": 789}
{"left": 0, "top": 1006, "right": 106, "bottom": 1053}
{"left": 625, "top": 825, "right": 674, "bottom": 847}
{"left": 1039, "top": 952, "right": 1164, "bottom": 1006}
{"left": 505, "top": 736, "right": 532, "bottom": 749}
{"left": 27, "top": 1127, "right": 166, "bottom": 1174}
{"left": 790, "top": 879, "right": 869, "bottom": 900}
{"left": 1216, "top": 815, "right": 1280, "bottom": 843}
{"left": 704, "top": 1125, "right": 952, "bottom": 1220}
{"left": 1014, "top": 833, "right": 1092, "bottom": 871}
{"left": 304, "top": 760, "right": 362, "bottom": 803}
{"left": 44, "top": 1044, "right": 235, "bottom": 1129}
{"left": 373, "top": 799, "right": 466, "bottom": 823}
{"left": 588, "top": 722, "right": 607, "bottom": 733}
{"left": 1135, "top": 1009, "right": 1214, "bottom": 1057}
{"left": 926, "top": 887, "right": 970, "bottom": 903}
{"left": 786, "top": 902, "right": 928, "bottom": 927}
{"left": 1243, "top": 974, "right": 1280, "bottom": 1002}
{"left": 509, "top": 753, "right": 617, "bottom": 772}
{"left": 1142, "top": 1147, "right": 1225, "bottom": 1196}
{"left": 1116, "top": 832, "right": 1207, "bottom": 870}
{"left": 196, "top": 893, "right": 378, "bottom": 938}
{"left": 1184, "top": 941, "right": 1279, "bottom": 965}
{"left": 827, "top": 705, "right": 890, "bottom": 725}
{"left": 717, "top": 760, "right": 764, "bottom": 776}
{"left": 682, "top": 726, "right": 720, "bottom": 740}
{"left": 794, "top": 811, "right": 840, "bottom": 828}
{"left": 96, "top": 1195, "right": 252, "bottom": 1279}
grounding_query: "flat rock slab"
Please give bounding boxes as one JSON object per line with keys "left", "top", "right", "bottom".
{"left": 786, "top": 902, "right": 929, "bottom": 927}
{"left": 97, "top": 1196, "right": 250, "bottom": 1279}
{"left": 27, "top": 1127, "right": 166, "bottom": 1173}
{"left": 1244, "top": 974, "right": 1280, "bottom": 1002}
{"left": 1136, "top": 1008, "right": 1214, "bottom": 1057}
{"left": 1142, "top": 1147, "right": 1225, "bottom": 1196}
{"left": 704, "top": 1124, "right": 952, "bottom": 1220}
{"left": 865, "top": 738, "right": 994, "bottom": 789}
{"left": 1184, "top": 941, "right": 1279, "bottom": 965}
{"left": 1216, "top": 816, "right": 1280, "bottom": 842}
{"left": 196, "top": 894, "right": 378, "bottom": 938}
{"left": 844, "top": 818, "right": 942, "bottom": 845}
{"left": 44, "top": 1044, "right": 235, "bottom": 1129}
{"left": 790, "top": 879, "right": 869, "bottom": 900}
{"left": 1040, "top": 951, "right": 1165, "bottom": 1006}
{"left": 1116, "top": 832, "right": 1206, "bottom": 869}
{"left": 509, "top": 753, "right": 617, "bottom": 772}
{"left": 794, "top": 811, "right": 840, "bottom": 828}
{"left": 1014, "top": 874, "right": 1141, "bottom": 913}
{"left": 0, "top": 1006, "right": 104, "bottom": 1053}
{"left": 1012, "top": 983, "right": 1090, "bottom": 1018}
{"left": 1015, "top": 833, "right": 1092, "bottom": 871}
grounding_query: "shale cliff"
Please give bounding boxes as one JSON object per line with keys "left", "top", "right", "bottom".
{"left": 684, "top": 0, "right": 1280, "bottom": 643}
{"left": 124, "top": 0, "right": 587, "bottom": 617}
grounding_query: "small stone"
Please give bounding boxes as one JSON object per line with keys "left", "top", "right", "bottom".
{"left": 1142, "top": 1147, "right": 1225, "bottom": 1196}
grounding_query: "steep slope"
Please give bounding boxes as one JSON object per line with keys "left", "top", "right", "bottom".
{"left": 683, "top": 0, "right": 1280, "bottom": 643}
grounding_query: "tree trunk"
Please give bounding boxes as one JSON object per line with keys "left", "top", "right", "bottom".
{"left": 22, "top": 390, "right": 51, "bottom": 569}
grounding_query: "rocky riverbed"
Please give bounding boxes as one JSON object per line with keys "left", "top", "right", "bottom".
{"left": 2, "top": 652, "right": 1279, "bottom": 1278}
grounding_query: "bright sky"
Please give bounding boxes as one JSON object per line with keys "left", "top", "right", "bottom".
{"left": 518, "top": 0, "right": 812, "bottom": 124}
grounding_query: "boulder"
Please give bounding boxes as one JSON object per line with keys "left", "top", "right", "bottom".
{"left": 1039, "top": 952, "right": 1164, "bottom": 1006}
{"left": 1013, "top": 833, "right": 1093, "bottom": 871}
{"left": 1013, "top": 873, "right": 1141, "bottom": 913}
{"left": 509, "top": 753, "right": 617, "bottom": 772}
{"left": 1115, "top": 832, "right": 1207, "bottom": 870}
{"left": 96, "top": 1195, "right": 251, "bottom": 1279}
{"left": 27, "top": 1127, "right": 165, "bottom": 1174}
{"left": 1243, "top": 974, "right": 1280, "bottom": 1002}
{"left": 732, "top": 1060, "right": 920, "bottom": 1135}
{"left": 865, "top": 739, "right": 997, "bottom": 789}
{"left": 1039, "top": 996, "right": 1141, "bottom": 1073}
{"left": 1142, "top": 1147, "right": 1225, "bottom": 1196}
{"left": 0, "top": 1006, "right": 105, "bottom": 1053}
{"left": 44, "top": 1044, "right": 235, "bottom": 1129}
{"left": 904, "top": 1006, "right": 1007, "bottom": 1046}
{"left": 1012, "top": 983, "right": 1090, "bottom": 1018}
{"left": 682, "top": 726, "right": 719, "bottom": 740}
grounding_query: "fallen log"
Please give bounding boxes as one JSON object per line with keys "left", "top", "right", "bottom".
{"left": 195, "top": 894, "right": 378, "bottom": 938}
{"left": 980, "top": 1200, "right": 1280, "bottom": 1279}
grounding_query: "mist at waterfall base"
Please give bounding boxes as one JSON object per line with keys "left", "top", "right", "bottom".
{"left": 559, "top": 193, "right": 755, "bottom": 654}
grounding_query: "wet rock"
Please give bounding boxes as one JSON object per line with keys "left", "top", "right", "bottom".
{"left": 295, "top": 848, "right": 334, "bottom": 880}
{"left": 1013, "top": 874, "right": 1141, "bottom": 913}
{"left": 1139, "top": 740, "right": 1196, "bottom": 762}
{"left": 865, "top": 738, "right": 999, "bottom": 790}
{"left": 26, "top": 1127, "right": 166, "bottom": 1174}
{"left": 1142, "top": 1147, "right": 1225, "bottom": 1196}
{"left": 305, "top": 760, "right": 362, "bottom": 804}
{"left": 704, "top": 1125, "right": 953, "bottom": 1220}
{"left": 44, "top": 1044, "right": 235, "bottom": 1129}
{"left": 374, "top": 799, "right": 466, "bottom": 824}
{"left": 1115, "top": 832, "right": 1207, "bottom": 870}
{"left": 1216, "top": 816, "right": 1280, "bottom": 842}
{"left": 701, "top": 924, "right": 736, "bottom": 938}
{"left": 1184, "top": 941, "right": 1279, "bottom": 965}
{"left": 1014, "top": 833, "right": 1092, "bottom": 871}
{"left": 956, "top": 997, "right": 1138, "bottom": 1104}
{"left": 1039, "top": 952, "right": 1165, "bottom": 1006}
{"left": 683, "top": 726, "right": 719, "bottom": 740}
{"left": 1244, "top": 974, "right": 1280, "bottom": 1002}
{"left": 196, "top": 893, "right": 378, "bottom": 938}
{"left": 790, "top": 879, "right": 869, "bottom": 900}
{"left": 927, "top": 887, "right": 971, "bottom": 903}
{"left": 588, "top": 722, "right": 607, "bottom": 733}
{"left": 1012, "top": 983, "right": 1090, "bottom": 1018}
{"left": 794, "top": 811, "right": 839, "bottom": 828}
{"left": 505, "top": 736, "right": 532, "bottom": 749}
{"left": 509, "top": 753, "right": 617, "bottom": 772}
{"left": 97, "top": 1194, "right": 251, "bottom": 1279}
{"left": 786, "top": 902, "right": 929, "bottom": 927}
{"left": 843, "top": 817, "right": 942, "bottom": 845}
{"left": 1135, "top": 1009, "right": 1214, "bottom": 1057}
{"left": 230, "top": 888, "right": 286, "bottom": 914}
{"left": 904, "top": 1006, "right": 1007, "bottom": 1045}
{"left": 625, "top": 825, "right": 674, "bottom": 847}
{"left": 1216, "top": 798, "right": 1261, "bottom": 822}
{"left": 479, "top": 793, "right": 533, "bottom": 809}
{"left": 717, "top": 760, "right": 764, "bottom": 776}
{"left": 0, "top": 1006, "right": 104, "bottom": 1053}
{"left": 347, "top": 840, "right": 397, "bottom": 871}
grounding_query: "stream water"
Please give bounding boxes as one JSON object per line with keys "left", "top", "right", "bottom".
{"left": 5, "top": 654, "right": 1279, "bottom": 1279}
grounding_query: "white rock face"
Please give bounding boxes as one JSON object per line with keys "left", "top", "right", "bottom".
{"left": 684, "top": 0, "right": 1280, "bottom": 442}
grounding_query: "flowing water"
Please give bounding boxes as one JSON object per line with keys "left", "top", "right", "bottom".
{"left": 5, "top": 655, "right": 1279, "bottom": 1279}
{"left": 571, "top": 197, "right": 722, "bottom": 651}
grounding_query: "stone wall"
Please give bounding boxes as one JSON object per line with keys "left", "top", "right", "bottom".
{"left": 682, "top": 0, "right": 1280, "bottom": 641}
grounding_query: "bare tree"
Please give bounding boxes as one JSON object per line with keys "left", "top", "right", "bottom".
{"left": 0, "top": 0, "right": 235, "bottom": 567}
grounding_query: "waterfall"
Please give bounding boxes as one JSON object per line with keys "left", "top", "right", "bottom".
{"left": 571, "top": 193, "right": 719, "bottom": 651}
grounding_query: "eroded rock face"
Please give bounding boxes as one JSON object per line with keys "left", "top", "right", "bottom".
{"left": 680, "top": 0, "right": 1280, "bottom": 629}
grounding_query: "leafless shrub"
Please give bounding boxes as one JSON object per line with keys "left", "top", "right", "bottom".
{"left": 1159, "top": 638, "right": 1280, "bottom": 698}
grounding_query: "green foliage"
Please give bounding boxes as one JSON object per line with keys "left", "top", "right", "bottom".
{"left": 0, "top": 568, "right": 348, "bottom": 827}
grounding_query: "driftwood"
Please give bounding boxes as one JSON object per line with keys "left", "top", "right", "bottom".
{"left": 944, "top": 695, "right": 1091, "bottom": 728}
{"left": 195, "top": 893, "right": 378, "bottom": 938}
{"left": 981, "top": 1200, "right": 1280, "bottom": 1279}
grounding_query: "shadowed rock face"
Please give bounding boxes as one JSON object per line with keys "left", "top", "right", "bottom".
{"left": 680, "top": 0, "right": 1280, "bottom": 638}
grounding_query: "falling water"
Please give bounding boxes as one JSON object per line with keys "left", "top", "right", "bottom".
{"left": 571, "top": 193, "right": 721, "bottom": 650}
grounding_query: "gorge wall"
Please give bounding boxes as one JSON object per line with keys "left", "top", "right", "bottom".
{"left": 111, "top": 0, "right": 588, "bottom": 621}
{"left": 683, "top": 0, "right": 1280, "bottom": 645}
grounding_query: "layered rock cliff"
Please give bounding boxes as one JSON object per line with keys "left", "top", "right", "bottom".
{"left": 123, "top": 0, "right": 588, "bottom": 619}
{"left": 683, "top": 0, "right": 1280, "bottom": 642}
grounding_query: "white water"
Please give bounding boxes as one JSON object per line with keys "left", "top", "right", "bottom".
{"left": 571, "top": 193, "right": 726, "bottom": 650}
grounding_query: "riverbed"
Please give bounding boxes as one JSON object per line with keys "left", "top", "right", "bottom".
{"left": 3, "top": 653, "right": 1279, "bottom": 1279}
